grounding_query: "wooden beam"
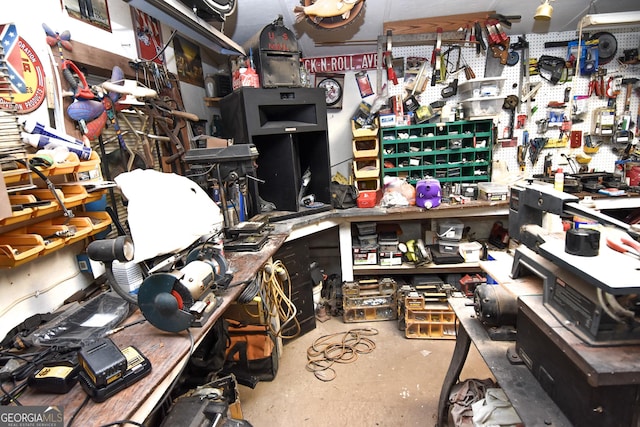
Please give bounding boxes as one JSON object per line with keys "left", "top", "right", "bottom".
{"left": 61, "top": 41, "right": 137, "bottom": 79}
{"left": 383, "top": 11, "right": 495, "bottom": 35}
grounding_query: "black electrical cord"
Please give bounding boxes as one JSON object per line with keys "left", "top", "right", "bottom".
{"left": 66, "top": 395, "right": 90, "bottom": 427}
{"left": 0, "top": 381, "right": 23, "bottom": 406}
{"left": 237, "top": 273, "right": 260, "bottom": 304}
{"left": 99, "top": 421, "right": 144, "bottom": 427}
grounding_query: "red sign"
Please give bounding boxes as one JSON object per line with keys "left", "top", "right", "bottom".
{"left": 302, "top": 53, "right": 379, "bottom": 74}
{"left": 131, "top": 8, "right": 164, "bottom": 64}
{"left": 0, "top": 24, "right": 46, "bottom": 113}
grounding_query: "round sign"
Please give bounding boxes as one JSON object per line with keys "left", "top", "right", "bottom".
{"left": 0, "top": 24, "right": 47, "bottom": 114}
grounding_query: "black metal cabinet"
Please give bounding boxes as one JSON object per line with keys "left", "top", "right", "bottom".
{"left": 274, "top": 239, "right": 316, "bottom": 340}
{"left": 220, "top": 87, "right": 331, "bottom": 212}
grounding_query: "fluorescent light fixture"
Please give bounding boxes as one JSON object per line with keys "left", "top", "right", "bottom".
{"left": 534, "top": 0, "right": 553, "bottom": 21}
{"left": 123, "top": 0, "right": 245, "bottom": 56}
{"left": 579, "top": 11, "right": 640, "bottom": 30}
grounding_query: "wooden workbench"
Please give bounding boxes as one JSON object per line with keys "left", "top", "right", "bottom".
{"left": 13, "top": 232, "right": 288, "bottom": 426}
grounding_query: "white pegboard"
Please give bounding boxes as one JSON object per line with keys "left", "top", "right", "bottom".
{"left": 387, "top": 27, "right": 640, "bottom": 180}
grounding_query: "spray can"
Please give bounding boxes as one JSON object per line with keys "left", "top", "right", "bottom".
{"left": 22, "top": 132, "right": 92, "bottom": 160}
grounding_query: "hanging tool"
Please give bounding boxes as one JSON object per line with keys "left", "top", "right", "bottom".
{"left": 620, "top": 77, "right": 639, "bottom": 130}
{"left": 529, "top": 137, "right": 546, "bottom": 165}
{"left": 537, "top": 55, "right": 566, "bottom": 85}
{"left": 484, "top": 19, "right": 513, "bottom": 66}
{"left": 430, "top": 27, "right": 442, "bottom": 87}
{"left": 500, "top": 95, "right": 519, "bottom": 143}
{"left": 403, "top": 60, "right": 428, "bottom": 112}
{"left": 384, "top": 30, "right": 397, "bottom": 85}
{"left": 518, "top": 131, "right": 529, "bottom": 171}
{"left": 441, "top": 46, "right": 462, "bottom": 97}
{"left": 510, "top": 36, "right": 530, "bottom": 116}
{"left": 473, "top": 21, "right": 486, "bottom": 55}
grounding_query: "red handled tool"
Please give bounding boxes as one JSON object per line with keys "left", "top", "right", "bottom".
{"left": 384, "top": 30, "right": 397, "bottom": 85}
{"left": 606, "top": 236, "right": 640, "bottom": 258}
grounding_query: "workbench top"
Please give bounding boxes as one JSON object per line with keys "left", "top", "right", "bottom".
{"left": 11, "top": 233, "right": 288, "bottom": 426}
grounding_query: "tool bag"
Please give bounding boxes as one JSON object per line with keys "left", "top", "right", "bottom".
{"left": 222, "top": 320, "right": 278, "bottom": 387}
{"left": 330, "top": 181, "right": 359, "bottom": 209}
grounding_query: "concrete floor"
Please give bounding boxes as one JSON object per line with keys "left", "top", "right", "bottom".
{"left": 239, "top": 314, "right": 493, "bottom": 427}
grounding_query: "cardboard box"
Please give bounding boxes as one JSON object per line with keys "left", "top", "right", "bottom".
{"left": 353, "top": 245, "right": 378, "bottom": 265}
{"left": 379, "top": 246, "right": 402, "bottom": 266}
{"left": 478, "top": 182, "right": 508, "bottom": 201}
{"left": 192, "top": 135, "right": 229, "bottom": 149}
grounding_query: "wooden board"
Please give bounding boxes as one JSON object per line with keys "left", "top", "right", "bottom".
{"left": 383, "top": 11, "right": 495, "bottom": 35}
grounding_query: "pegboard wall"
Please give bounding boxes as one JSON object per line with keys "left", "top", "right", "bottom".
{"left": 386, "top": 27, "right": 640, "bottom": 181}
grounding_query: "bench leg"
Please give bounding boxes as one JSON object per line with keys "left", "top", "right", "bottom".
{"left": 436, "top": 324, "right": 472, "bottom": 427}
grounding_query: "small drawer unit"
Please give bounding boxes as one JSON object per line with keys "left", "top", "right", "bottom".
{"left": 343, "top": 278, "right": 398, "bottom": 323}
{"left": 404, "top": 296, "right": 458, "bottom": 339}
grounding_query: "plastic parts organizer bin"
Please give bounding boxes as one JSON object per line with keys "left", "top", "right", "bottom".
{"left": 460, "top": 96, "right": 506, "bottom": 120}
{"left": 458, "top": 77, "right": 506, "bottom": 100}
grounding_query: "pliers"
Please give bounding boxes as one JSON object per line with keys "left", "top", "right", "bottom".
{"left": 607, "top": 235, "right": 640, "bottom": 258}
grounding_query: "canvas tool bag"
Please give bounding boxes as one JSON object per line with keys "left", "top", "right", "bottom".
{"left": 330, "top": 181, "right": 359, "bottom": 209}
{"left": 223, "top": 320, "right": 278, "bottom": 386}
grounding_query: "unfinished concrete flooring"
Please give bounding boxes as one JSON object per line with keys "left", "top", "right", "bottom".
{"left": 240, "top": 315, "right": 493, "bottom": 427}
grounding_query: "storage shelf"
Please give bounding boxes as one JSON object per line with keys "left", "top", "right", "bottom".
{"left": 380, "top": 119, "right": 493, "bottom": 184}
{"left": 353, "top": 261, "right": 481, "bottom": 276}
{"left": 0, "top": 153, "right": 111, "bottom": 268}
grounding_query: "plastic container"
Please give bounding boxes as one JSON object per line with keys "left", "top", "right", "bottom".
{"left": 554, "top": 168, "right": 564, "bottom": 192}
{"left": 439, "top": 239, "right": 462, "bottom": 253}
{"left": 460, "top": 96, "right": 506, "bottom": 119}
{"left": 459, "top": 241, "right": 483, "bottom": 262}
{"left": 458, "top": 77, "right": 506, "bottom": 100}
{"left": 438, "top": 220, "right": 464, "bottom": 241}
